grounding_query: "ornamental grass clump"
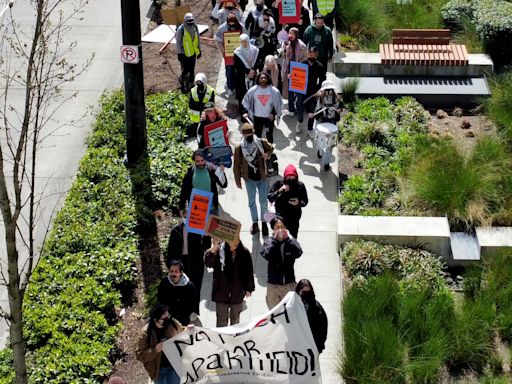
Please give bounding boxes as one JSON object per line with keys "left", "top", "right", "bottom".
{"left": 483, "top": 70, "right": 512, "bottom": 146}
{"left": 401, "top": 135, "right": 512, "bottom": 229}
{"left": 341, "top": 273, "right": 406, "bottom": 384}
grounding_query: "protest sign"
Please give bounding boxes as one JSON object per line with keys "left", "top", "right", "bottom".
{"left": 203, "top": 146, "right": 233, "bottom": 168}
{"left": 279, "top": 0, "right": 301, "bottom": 24}
{"left": 204, "top": 120, "right": 229, "bottom": 147}
{"left": 288, "top": 61, "right": 308, "bottom": 95}
{"left": 186, "top": 189, "right": 213, "bottom": 235}
{"left": 163, "top": 291, "right": 321, "bottom": 383}
{"left": 206, "top": 215, "right": 241, "bottom": 246}
{"left": 223, "top": 31, "right": 241, "bottom": 65}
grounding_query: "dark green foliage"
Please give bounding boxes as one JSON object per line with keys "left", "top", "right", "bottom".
{"left": 0, "top": 90, "right": 192, "bottom": 382}
{"left": 338, "top": 97, "right": 431, "bottom": 215}
{"left": 483, "top": 70, "right": 512, "bottom": 146}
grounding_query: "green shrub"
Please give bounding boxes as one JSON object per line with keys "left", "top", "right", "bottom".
{"left": 0, "top": 348, "right": 14, "bottom": 384}
{"left": 340, "top": 77, "right": 360, "bottom": 106}
{"left": 341, "top": 240, "right": 446, "bottom": 291}
{"left": 401, "top": 136, "right": 512, "bottom": 229}
{"left": 441, "top": 0, "right": 475, "bottom": 26}
{"left": 342, "top": 274, "right": 405, "bottom": 383}
{"left": 483, "top": 70, "right": 512, "bottom": 146}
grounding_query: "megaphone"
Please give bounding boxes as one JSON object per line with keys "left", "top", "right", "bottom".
{"left": 254, "top": 36, "right": 265, "bottom": 49}
{"left": 277, "top": 29, "right": 288, "bottom": 43}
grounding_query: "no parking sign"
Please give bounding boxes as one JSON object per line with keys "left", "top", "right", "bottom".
{"left": 120, "top": 45, "right": 140, "bottom": 64}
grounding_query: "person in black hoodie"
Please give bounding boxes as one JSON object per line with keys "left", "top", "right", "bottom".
{"left": 295, "top": 279, "right": 328, "bottom": 354}
{"left": 204, "top": 239, "right": 255, "bottom": 326}
{"left": 267, "top": 164, "right": 308, "bottom": 238}
{"left": 261, "top": 216, "right": 303, "bottom": 309}
{"left": 157, "top": 260, "right": 200, "bottom": 326}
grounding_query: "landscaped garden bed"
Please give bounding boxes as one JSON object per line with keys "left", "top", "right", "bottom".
{"left": 339, "top": 240, "right": 512, "bottom": 383}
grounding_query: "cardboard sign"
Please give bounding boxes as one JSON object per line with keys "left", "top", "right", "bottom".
{"left": 288, "top": 61, "right": 308, "bottom": 95}
{"left": 161, "top": 5, "right": 192, "bottom": 25}
{"left": 279, "top": 0, "right": 301, "bottom": 24}
{"left": 206, "top": 215, "right": 241, "bottom": 245}
{"left": 204, "top": 120, "right": 229, "bottom": 147}
{"left": 186, "top": 189, "right": 213, "bottom": 235}
{"left": 163, "top": 292, "right": 322, "bottom": 383}
{"left": 203, "top": 145, "right": 233, "bottom": 168}
{"left": 223, "top": 31, "right": 241, "bottom": 65}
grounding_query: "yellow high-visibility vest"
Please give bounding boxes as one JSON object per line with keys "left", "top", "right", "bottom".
{"left": 189, "top": 85, "right": 214, "bottom": 123}
{"left": 317, "top": 0, "right": 335, "bottom": 15}
{"left": 183, "top": 29, "right": 200, "bottom": 58}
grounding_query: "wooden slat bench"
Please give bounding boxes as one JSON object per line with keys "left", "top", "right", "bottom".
{"left": 379, "top": 29, "right": 469, "bottom": 66}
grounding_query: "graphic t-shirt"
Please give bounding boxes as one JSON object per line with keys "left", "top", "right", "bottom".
{"left": 253, "top": 86, "right": 273, "bottom": 118}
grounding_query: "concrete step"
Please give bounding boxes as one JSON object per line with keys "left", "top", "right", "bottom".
{"left": 476, "top": 227, "right": 512, "bottom": 257}
{"left": 338, "top": 215, "right": 451, "bottom": 257}
{"left": 334, "top": 75, "right": 491, "bottom": 109}
{"left": 450, "top": 232, "right": 480, "bottom": 266}
{"left": 333, "top": 52, "right": 494, "bottom": 77}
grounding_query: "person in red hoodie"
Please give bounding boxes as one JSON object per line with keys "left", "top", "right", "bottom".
{"left": 267, "top": 164, "right": 308, "bottom": 238}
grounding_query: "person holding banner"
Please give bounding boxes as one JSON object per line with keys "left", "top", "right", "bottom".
{"left": 262, "top": 216, "right": 303, "bottom": 309}
{"left": 233, "top": 34, "right": 259, "bottom": 115}
{"left": 214, "top": 13, "right": 246, "bottom": 96}
{"left": 157, "top": 260, "right": 201, "bottom": 326}
{"left": 295, "top": 279, "right": 328, "bottom": 354}
{"left": 233, "top": 123, "right": 273, "bottom": 236}
{"left": 196, "top": 102, "right": 227, "bottom": 149}
{"left": 242, "top": 72, "right": 283, "bottom": 144}
{"left": 176, "top": 13, "right": 202, "bottom": 92}
{"left": 179, "top": 150, "right": 227, "bottom": 218}
{"left": 204, "top": 239, "right": 255, "bottom": 327}
{"left": 136, "top": 304, "right": 185, "bottom": 384}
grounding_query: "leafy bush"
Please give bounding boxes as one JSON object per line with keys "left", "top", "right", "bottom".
{"left": 0, "top": 90, "right": 192, "bottom": 382}
{"left": 0, "top": 348, "right": 14, "bottom": 384}
{"left": 341, "top": 240, "right": 446, "bottom": 291}
{"left": 400, "top": 136, "right": 512, "bottom": 229}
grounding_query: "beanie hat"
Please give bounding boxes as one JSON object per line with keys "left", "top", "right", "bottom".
{"left": 283, "top": 164, "right": 298, "bottom": 179}
{"left": 241, "top": 123, "right": 254, "bottom": 133}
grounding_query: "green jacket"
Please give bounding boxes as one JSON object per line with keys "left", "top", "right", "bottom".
{"left": 302, "top": 25, "right": 334, "bottom": 62}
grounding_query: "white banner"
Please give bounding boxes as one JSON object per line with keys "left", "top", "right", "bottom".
{"left": 163, "top": 292, "right": 322, "bottom": 383}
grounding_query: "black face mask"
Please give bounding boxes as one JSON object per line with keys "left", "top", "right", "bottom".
{"left": 228, "top": 23, "right": 236, "bottom": 29}
{"left": 256, "top": 4, "right": 263, "bottom": 11}
{"left": 245, "top": 135, "right": 254, "bottom": 142}
{"left": 186, "top": 20, "right": 195, "bottom": 25}
{"left": 226, "top": 6, "right": 234, "bottom": 10}
{"left": 301, "top": 291, "right": 315, "bottom": 305}
{"left": 284, "top": 178, "right": 298, "bottom": 186}
{"left": 307, "top": 57, "right": 316, "bottom": 63}
{"left": 196, "top": 83, "right": 204, "bottom": 90}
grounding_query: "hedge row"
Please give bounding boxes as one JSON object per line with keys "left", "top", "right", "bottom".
{"left": 442, "top": 0, "right": 512, "bottom": 66}
{"left": 0, "top": 90, "right": 192, "bottom": 383}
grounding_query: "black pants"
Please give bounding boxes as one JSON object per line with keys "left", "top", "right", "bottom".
{"left": 254, "top": 116, "right": 274, "bottom": 143}
{"left": 180, "top": 55, "right": 196, "bottom": 92}
{"left": 182, "top": 252, "right": 205, "bottom": 297}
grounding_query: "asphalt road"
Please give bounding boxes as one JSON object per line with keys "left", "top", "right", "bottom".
{"left": 0, "top": 0, "right": 149, "bottom": 348}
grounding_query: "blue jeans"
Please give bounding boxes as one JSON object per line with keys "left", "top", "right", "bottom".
{"left": 245, "top": 178, "right": 268, "bottom": 222}
{"left": 289, "top": 92, "right": 305, "bottom": 123}
{"left": 156, "top": 366, "right": 180, "bottom": 384}
{"left": 226, "top": 64, "right": 235, "bottom": 91}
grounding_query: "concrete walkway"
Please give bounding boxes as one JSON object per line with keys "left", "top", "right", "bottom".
{"left": 196, "top": 61, "right": 343, "bottom": 383}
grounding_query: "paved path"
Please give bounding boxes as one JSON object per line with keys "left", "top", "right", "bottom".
{"left": 0, "top": 0, "right": 148, "bottom": 348}
{"left": 196, "top": 61, "right": 343, "bottom": 383}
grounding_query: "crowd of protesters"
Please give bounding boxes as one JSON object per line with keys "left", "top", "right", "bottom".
{"left": 136, "top": 0, "right": 341, "bottom": 382}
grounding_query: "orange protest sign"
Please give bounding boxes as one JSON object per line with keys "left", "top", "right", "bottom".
{"left": 186, "top": 189, "right": 213, "bottom": 234}
{"left": 289, "top": 61, "right": 308, "bottom": 95}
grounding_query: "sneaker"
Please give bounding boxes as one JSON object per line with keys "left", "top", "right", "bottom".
{"left": 261, "top": 222, "right": 269, "bottom": 237}
{"left": 288, "top": 111, "right": 295, "bottom": 117}
{"left": 250, "top": 222, "right": 259, "bottom": 235}
{"left": 227, "top": 89, "right": 234, "bottom": 96}
{"left": 295, "top": 121, "right": 302, "bottom": 133}
{"left": 308, "top": 130, "right": 315, "bottom": 139}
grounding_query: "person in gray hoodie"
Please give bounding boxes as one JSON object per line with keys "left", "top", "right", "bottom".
{"left": 176, "top": 13, "right": 202, "bottom": 92}
{"left": 157, "top": 260, "right": 200, "bottom": 326}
